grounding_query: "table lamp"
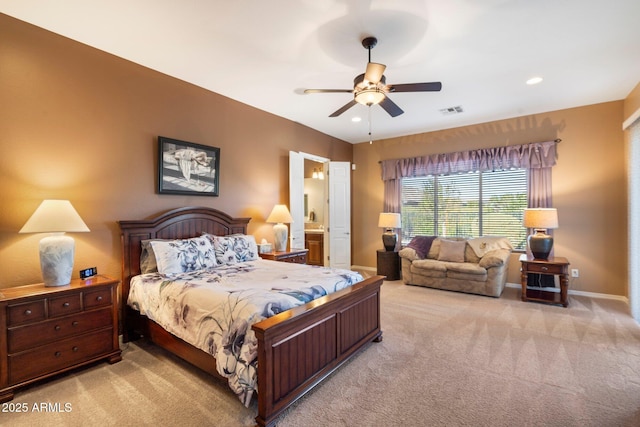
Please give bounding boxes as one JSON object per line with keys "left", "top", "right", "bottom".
{"left": 523, "top": 208, "right": 558, "bottom": 260}
{"left": 378, "top": 213, "right": 401, "bottom": 251}
{"left": 266, "top": 204, "right": 293, "bottom": 252}
{"left": 19, "top": 200, "right": 90, "bottom": 286}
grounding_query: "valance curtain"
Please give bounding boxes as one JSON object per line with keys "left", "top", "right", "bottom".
{"left": 380, "top": 139, "right": 558, "bottom": 211}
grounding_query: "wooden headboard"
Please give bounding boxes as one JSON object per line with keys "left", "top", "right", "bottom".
{"left": 118, "top": 206, "right": 250, "bottom": 296}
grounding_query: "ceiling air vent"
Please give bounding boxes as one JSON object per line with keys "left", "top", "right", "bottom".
{"left": 439, "top": 105, "right": 464, "bottom": 115}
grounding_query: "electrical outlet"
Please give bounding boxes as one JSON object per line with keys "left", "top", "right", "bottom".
{"left": 571, "top": 269, "right": 579, "bottom": 278}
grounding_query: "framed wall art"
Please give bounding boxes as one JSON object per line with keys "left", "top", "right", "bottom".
{"left": 158, "top": 136, "right": 220, "bottom": 196}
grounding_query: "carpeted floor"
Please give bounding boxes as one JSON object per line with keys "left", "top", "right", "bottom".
{"left": 4, "top": 281, "right": 640, "bottom": 426}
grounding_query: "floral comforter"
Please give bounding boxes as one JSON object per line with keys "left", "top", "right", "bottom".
{"left": 127, "top": 259, "right": 363, "bottom": 406}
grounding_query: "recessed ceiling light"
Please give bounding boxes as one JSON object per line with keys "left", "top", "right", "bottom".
{"left": 351, "top": 117, "right": 362, "bottom": 122}
{"left": 526, "top": 77, "right": 543, "bottom": 85}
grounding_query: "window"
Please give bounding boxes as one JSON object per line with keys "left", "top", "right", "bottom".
{"left": 401, "top": 169, "right": 528, "bottom": 250}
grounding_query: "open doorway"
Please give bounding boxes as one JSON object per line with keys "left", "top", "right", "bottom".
{"left": 289, "top": 152, "right": 352, "bottom": 269}
{"left": 304, "top": 158, "right": 326, "bottom": 265}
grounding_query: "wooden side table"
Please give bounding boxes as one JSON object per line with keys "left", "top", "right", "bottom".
{"left": 519, "top": 254, "right": 570, "bottom": 307}
{"left": 377, "top": 250, "right": 400, "bottom": 281}
{"left": 259, "top": 249, "right": 308, "bottom": 264}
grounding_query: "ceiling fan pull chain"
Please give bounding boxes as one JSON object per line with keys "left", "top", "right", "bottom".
{"left": 369, "top": 106, "right": 373, "bottom": 144}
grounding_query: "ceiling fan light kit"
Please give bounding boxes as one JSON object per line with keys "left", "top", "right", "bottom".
{"left": 304, "top": 36, "right": 442, "bottom": 118}
{"left": 355, "top": 87, "right": 385, "bottom": 105}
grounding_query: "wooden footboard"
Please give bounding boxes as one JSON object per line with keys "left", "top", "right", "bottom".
{"left": 253, "top": 275, "right": 383, "bottom": 427}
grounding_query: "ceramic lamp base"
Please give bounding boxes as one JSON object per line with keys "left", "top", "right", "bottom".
{"left": 273, "top": 223, "right": 288, "bottom": 252}
{"left": 39, "top": 234, "right": 75, "bottom": 287}
{"left": 382, "top": 230, "right": 397, "bottom": 251}
{"left": 528, "top": 229, "right": 553, "bottom": 260}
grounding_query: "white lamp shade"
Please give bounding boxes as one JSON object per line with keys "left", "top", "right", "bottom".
{"left": 20, "top": 200, "right": 90, "bottom": 233}
{"left": 523, "top": 208, "right": 558, "bottom": 229}
{"left": 378, "top": 213, "right": 401, "bottom": 229}
{"left": 266, "top": 204, "right": 293, "bottom": 224}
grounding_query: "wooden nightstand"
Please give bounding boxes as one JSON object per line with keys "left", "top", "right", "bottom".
{"left": 0, "top": 275, "right": 122, "bottom": 402}
{"left": 377, "top": 250, "right": 400, "bottom": 280}
{"left": 259, "top": 249, "right": 308, "bottom": 264}
{"left": 519, "top": 254, "right": 570, "bottom": 307}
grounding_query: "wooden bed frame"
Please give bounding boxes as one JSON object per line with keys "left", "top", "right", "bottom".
{"left": 119, "top": 207, "right": 384, "bottom": 427}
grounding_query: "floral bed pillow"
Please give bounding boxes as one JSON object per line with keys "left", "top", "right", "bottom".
{"left": 149, "top": 236, "right": 218, "bottom": 275}
{"left": 205, "top": 233, "right": 259, "bottom": 265}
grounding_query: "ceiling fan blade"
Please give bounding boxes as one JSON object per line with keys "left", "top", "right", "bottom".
{"left": 387, "top": 82, "right": 442, "bottom": 92}
{"left": 379, "top": 96, "right": 404, "bottom": 117}
{"left": 364, "top": 62, "right": 386, "bottom": 84}
{"left": 304, "top": 89, "right": 353, "bottom": 94}
{"left": 329, "top": 100, "right": 358, "bottom": 117}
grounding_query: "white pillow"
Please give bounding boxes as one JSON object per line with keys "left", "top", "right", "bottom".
{"left": 150, "top": 236, "right": 218, "bottom": 275}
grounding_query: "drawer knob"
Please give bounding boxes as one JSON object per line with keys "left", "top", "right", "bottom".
{"left": 55, "top": 351, "right": 62, "bottom": 357}
{"left": 24, "top": 309, "right": 32, "bottom": 316}
{"left": 96, "top": 296, "right": 103, "bottom": 302}
{"left": 72, "top": 321, "right": 79, "bottom": 327}
{"left": 62, "top": 302, "right": 70, "bottom": 308}
{"left": 72, "top": 346, "right": 79, "bottom": 352}
{"left": 54, "top": 325, "right": 61, "bottom": 331}
{"left": 541, "top": 266, "right": 548, "bottom": 271}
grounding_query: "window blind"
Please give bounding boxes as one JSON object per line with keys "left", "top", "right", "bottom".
{"left": 401, "top": 169, "right": 527, "bottom": 249}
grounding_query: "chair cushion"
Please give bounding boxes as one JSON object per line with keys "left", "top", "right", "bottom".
{"left": 444, "top": 262, "right": 487, "bottom": 275}
{"left": 411, "top": 259, "right": 447, "bottom": 278}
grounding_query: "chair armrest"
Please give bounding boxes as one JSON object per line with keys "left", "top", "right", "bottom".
{"left": 478, "top": 249, "right": 511, "bottom": 268}
{"left": 399, "top": 247, "right": 419, "bottom": 261}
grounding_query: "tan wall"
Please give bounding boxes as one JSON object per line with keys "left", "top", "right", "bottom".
{"left": 0, "top": 14, "right": 353, "bottom": 288}
{"left": 353, "top": 101, "right": 628, "bottom": 297}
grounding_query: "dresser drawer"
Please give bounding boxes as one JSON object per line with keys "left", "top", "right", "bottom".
{"left": 526, "top": 262, "right": 565, "bottom": 275}
{"left": 7, "top": 300, "right": 46, "bottom": 326}
{"left": 285, "top": 254, "right": 307, "bottom": 264}
{"left": 48, "top": 293, "right": 82, "bottom": 317}
{"left": 8, "top": 308, "right": 113, "bottom": 354}
{"left": 8, "top": 328, "right": 114, "bottom": 384}
{"left": 83, "top": 288, "right": 112, "bottom": 309}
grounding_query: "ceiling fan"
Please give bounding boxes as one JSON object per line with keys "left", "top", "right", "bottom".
{"left": 304, "top": 36, "right": 442, "bottom": 118}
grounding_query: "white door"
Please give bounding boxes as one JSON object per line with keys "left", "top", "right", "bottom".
{"left": 288, "top": 151, "right": 305, "bottom": 249}
{"left": 328, "top": 162, "right": 351, "bottom": 269}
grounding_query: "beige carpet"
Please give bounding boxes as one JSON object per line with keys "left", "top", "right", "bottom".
{"left": 5, "top": 282, "right": 640, "bottom": 426}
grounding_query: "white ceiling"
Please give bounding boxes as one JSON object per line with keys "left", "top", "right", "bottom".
{"left": 2, "top": 0, "right": 640, "bottom": 144}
